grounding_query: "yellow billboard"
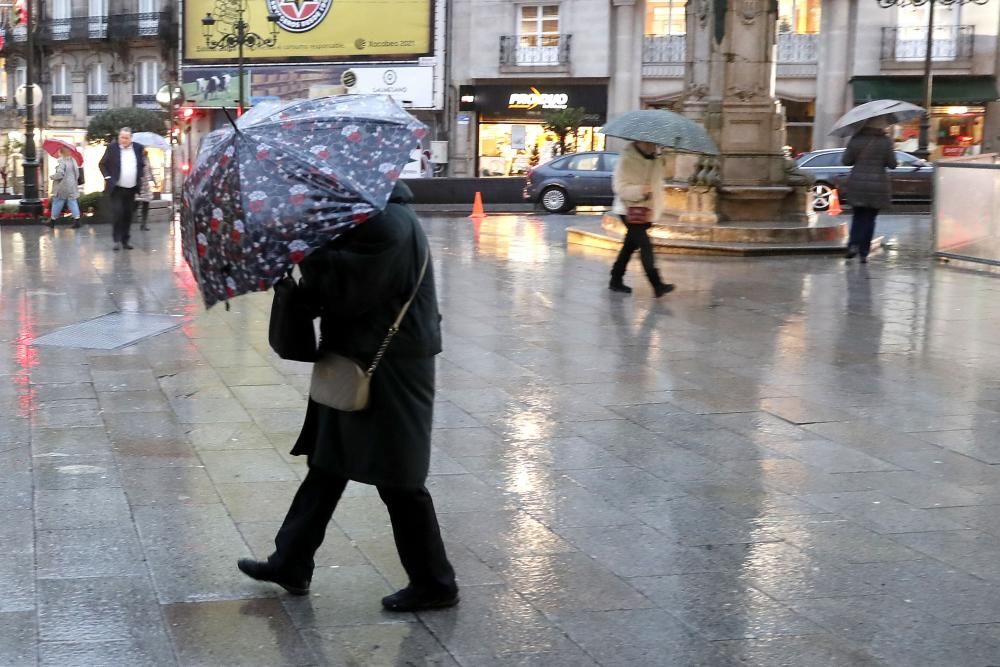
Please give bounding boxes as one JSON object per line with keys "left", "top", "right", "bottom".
{"left": 183, "top": 0, "right": 433, "bottom": 63}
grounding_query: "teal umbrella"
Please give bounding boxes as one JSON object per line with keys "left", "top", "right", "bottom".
{"left": 601, "top": 110, "right": 720, "bottom": 155}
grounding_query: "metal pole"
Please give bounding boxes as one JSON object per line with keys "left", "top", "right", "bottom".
{"left": 20, "top": 0, "right": 40, "bottom": 216}
{"left": 916, "top": 0, "right": 936, "bottom": 160}
{"left": 237, "top": 8, "right": 245, "bottom": 116}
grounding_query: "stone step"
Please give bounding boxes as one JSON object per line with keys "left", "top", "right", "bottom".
{"left": 602, "top": 214, "right": 848, "bottom": 245}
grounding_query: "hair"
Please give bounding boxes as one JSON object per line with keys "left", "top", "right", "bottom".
{"left": 119, "top": 127, "right": 133, "bottom": 135}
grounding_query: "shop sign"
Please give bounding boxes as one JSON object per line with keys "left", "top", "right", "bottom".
{"left": 472, "top": 84, "right": 608, "bottom": 123}
{"left": 508, "top": 87, "right": 569, "bottom": 111}
{"left": 342, "top": 66, "right": 434, "bottom": 108}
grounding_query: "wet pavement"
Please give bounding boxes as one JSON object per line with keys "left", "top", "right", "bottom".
{"left": 2, "top": 213, "right": 1000, "bottom": 666}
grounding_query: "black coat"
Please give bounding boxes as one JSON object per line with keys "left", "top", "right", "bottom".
{"left": 843, "top": 128, "right": 897, "bottom": 210}
{"left": 99, "top": 142, "right": 146, "bottom": 189}
{"left": 290, "top": 182, "right": 442, "bottom": 488}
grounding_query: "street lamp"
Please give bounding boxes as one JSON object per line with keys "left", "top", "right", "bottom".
{"left": 201, "top": 5, "right": 279, "bottom": 115}
{"left": 17, "top": 0, "right": 41, "bottom": 217}
{"left": 877, "top": 0, "right": 990, "bottom": 160}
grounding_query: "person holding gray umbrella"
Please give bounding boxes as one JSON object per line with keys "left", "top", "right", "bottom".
{"left": 602, "top": 110, "right": 719, "bottom": 296}
{"left": 831, "top": 100, "right": 923, "bottom": 262}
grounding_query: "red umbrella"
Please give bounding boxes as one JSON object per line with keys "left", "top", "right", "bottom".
{"left": 41, "top": 138, "right": 83, "bottom": 166}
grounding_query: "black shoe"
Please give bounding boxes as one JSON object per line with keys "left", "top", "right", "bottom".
{"left": 859, "top": 256, "right": 868, "bottom": 264}
{"left": 72, "top": 220, "right": 81, "bottom": 229}
{"left": 237, "top": 558, "right": 310, "bottom": 596}
{"left": 381, "top": 585, "right": 460, "bottom": 613}
{"left": 845, "top": 246, "right": 858, "bottom": 260}
{"left": 654, "top": 283, "right": 675, "bottom": 298}
{"left": 609, "top": 280, "right": 632, "bottom": 294}
{"left": 140, "top": 224, "right": 150, "bottom": 231}
{"left": 123, "top": 243, "right": 134, "bottom": 250}
{"left": 113, "top": 243, "right": 121, "bottom": 251}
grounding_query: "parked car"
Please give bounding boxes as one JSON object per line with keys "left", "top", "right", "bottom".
{"left": 524, "top": 151, "right": 619, "bottom": 213}
{"left": 795, "top": 148, "right": 934, "bottom": 211}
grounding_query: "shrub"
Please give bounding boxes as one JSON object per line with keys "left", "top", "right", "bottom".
{"left": 87, "top": 108, "right": 168, "bottom": 144}
{"left": 78, "top": 192, "right": 103, "bottom": 212}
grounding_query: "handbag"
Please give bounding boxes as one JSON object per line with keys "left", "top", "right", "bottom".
{"left": 268, "top": 271, "right": 318, "bottom": 363}
{"left": 626, "top": 206, "right": 650, "bottom": 224}
{"left": 309, "top": 247, "right": 430, "bottom": 412}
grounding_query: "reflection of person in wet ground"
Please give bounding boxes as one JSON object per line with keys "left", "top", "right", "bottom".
{"left": 237, "top": 182, "right": 459, "bottom": 613}
{"left": 609, "top": 140, "right": 675, "bottom": 298}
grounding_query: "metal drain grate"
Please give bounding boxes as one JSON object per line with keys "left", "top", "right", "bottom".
{"left": 31, "top": 312, "right": 183, "bottom": 350}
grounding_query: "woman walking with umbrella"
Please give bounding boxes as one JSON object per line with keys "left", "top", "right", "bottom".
{"left": 601, "top": 109, "right": 719, "bottom": 296}
{"left": 47, "top": 145, "right": 82, "bottom": 229}
{"left": 830, "top": 100, "right": 924, "bottom": 263}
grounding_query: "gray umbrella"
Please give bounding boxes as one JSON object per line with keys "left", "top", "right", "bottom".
{"left": 829, "top": 100, "right": 924, "bottom": 138}
{"left": 601, "top": 110, "right": 720, "bottom": 155}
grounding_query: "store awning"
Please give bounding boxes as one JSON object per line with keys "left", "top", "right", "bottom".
{"left": 851, "top": 75, "right": 999, "bottom": 106}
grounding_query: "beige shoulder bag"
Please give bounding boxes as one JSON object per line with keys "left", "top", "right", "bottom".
{"left": 309, "top": 248, "right": 430, "bottom": 412}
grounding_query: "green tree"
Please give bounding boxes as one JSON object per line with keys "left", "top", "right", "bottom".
{"left": 86, "top": 108, "right": 168, "bottom": 144}
{"left": 543, "top": 107, "right": 587, "bottom": 156}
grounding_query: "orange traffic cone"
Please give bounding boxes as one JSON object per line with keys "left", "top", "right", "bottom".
{"left": 470, "top": 191, "right": 485, "bottom": 219}
{"left": 827, "top": 189, "right": 843, "bottom": 216}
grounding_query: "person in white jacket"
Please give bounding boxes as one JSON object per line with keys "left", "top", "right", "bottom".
{"left": 609, "top": 141, "right": 674, "bottom": 297}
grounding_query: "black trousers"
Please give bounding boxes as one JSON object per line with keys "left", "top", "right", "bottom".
{"left": 849, "top": 206, "right": 879, "bottom": 257}
{"left": 110, "top": 186, "right": 138, "bottom": 244}
{"left": 272, "top": 465, "right": 457, "bottom": 594}
{"left": 611, "top": 218, "right": 662, "bottom": 287}
{"left": 134, "top": 200, "right": 150, "bottom": 226}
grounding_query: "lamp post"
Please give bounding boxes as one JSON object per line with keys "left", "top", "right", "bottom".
{"left": 19, "top": 0, "right": 41, "bottom": 217}
{"left": 877, "top": 0, "right": 989, "bottom": 160}
{"left": 201, "top": 4, "right": 279, "bottom": 115}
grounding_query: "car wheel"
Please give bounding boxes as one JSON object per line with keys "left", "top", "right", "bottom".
{"left": 811, "top": 182, "right": 835, "bottom": 212}
{"left": 540, "top": 186, "right": 570, "bottom": 214}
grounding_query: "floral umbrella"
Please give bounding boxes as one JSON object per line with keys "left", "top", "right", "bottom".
{"left": 181, "top": 94, "right": 427, "bottom": 308}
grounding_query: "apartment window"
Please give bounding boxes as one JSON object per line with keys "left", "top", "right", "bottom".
{"left": 87, "top": 63, "right": 107, "bottom": 95}
{"left": 52, "top": 65, "right": 70, "bottom": 95}
{"left": 646, "top": 1, "right": 686, "bottom": 36}
{"left": 896, "top": 3, "right": 961, "bottom": 60}
{"left": 778, "top": 0, "right": 821, "bottom": 34}
{"left": 89, "top": 0, "right": 107, "bottom": 18}
{"left": 519, "top": 5, "right": 560, "bottom": 48}
{"left": 134, "top": 61, "right": 159, "bottom": 95}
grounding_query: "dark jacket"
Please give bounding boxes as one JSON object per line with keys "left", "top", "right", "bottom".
{"left": 843, "top": 128, "right": 897, "bottom": 210}
{"left": 290, "top": 181, "right": 442, "bottom": 488}
{"left": 99, "top": 141, "right": 146, "bottom": 189}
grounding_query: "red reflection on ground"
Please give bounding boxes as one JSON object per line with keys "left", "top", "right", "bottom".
{"left": 13, "top": 294, "right": 39, "bottom": 417}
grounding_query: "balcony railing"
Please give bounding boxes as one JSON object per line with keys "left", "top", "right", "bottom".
{"left": 882, "top": 25, "right": 975, "bottom": 62}
{"left": 87, "top": 94, "right": 108, "bottom": 115}
{"left": 40, "top": 17, "right": 105, "bottom": 40}
{"left": 643, "top": 34, "right": 685, "bottom": 63}
{"left": 50, "top": 94, "right": 72, "bottom": 115}
{"left": 109, "top": 12, "right": 173, "bottom": 38}
{"left": 499, "top": 35, "right": 571, "bottom": 67}
{"left": 132, "top": 94, "right": 158, "bottom": 110}
{"left": 777, "top": 32, "right": 818, "bottom": 63}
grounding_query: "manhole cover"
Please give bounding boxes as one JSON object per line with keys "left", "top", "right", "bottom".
{"left": 31, "top": 312, "right": 182, "bottom": 350}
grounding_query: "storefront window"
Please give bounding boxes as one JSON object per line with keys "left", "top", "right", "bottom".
{"left": 478, "top": 123, "right": 606, "bottom": 177}
{"left": 646, "top": 1, "right": 686, "bottom": 36}
{"left": 782, "top": 99, "right": 815, "bottom": 156}
{"left": 778, "top": 0, "right": 821, "bottom": 33}
{"left": 893, "top": 106, "right": 984, "bottom": 160}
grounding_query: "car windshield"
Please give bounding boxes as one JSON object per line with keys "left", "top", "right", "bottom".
{"left": 800, "top": 152, "right": 844, "bottom": 168}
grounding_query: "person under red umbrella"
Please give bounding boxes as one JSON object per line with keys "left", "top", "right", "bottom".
{"left": 41, "top": 138, "right": 83, "bottom": 166}
{"left": 47, "top": 146, "right": 81, "bottom": 229}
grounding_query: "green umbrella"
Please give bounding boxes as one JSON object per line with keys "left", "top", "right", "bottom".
{"left": 601, "top": 110, "right": 720, "bottom": 155}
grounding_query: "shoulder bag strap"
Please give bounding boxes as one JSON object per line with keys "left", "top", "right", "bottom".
{"left": 365, "top": 245, "right": 430, "bottom": 376}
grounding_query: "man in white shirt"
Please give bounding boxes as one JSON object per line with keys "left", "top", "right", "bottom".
{"left": 99, "top": 127, "right": 146, "bottom": 251}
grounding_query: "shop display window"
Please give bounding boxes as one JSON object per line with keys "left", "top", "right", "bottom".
{"left": 478, "top": 123, "right": 606, "bottom": 177}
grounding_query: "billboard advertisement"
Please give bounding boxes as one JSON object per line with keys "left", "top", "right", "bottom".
{"left": 183, "top": 0, "right": 433, "bottom": 63}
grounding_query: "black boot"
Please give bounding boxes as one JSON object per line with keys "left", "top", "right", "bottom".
{"left": 845, "top": 245, "right": 858, "bottom": 260}
{"left": 609, "top": 279, "right": 632, "bottom": 294}
{"left": 654, "top": 283, "right": 675, "bottom": 298}
{"left": 237, "top": 558, "right": 310, "bottom": 595}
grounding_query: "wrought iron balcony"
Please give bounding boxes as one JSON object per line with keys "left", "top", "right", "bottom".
{"left": 499, "top": 35, "right": 571, "bottom": 67}
{"left": 132, "top": 94, "right": 158, "bottom": 110}
{"left": 642, "top": 35, "right": 685, "bottom": 63}
{"left": 50, "top": 94, "right": 72, "bottom": 115}
{"left": 109, "top": 12, "right": 174, "bottom": 38}
{"left": 87, "top": 94, "right": 108, "bottom": 115}
{"left": 882, "top": 25, "right": 975, "bottom": 62}
{"left": 777, "top": 32, "right": 818, "bottom": 63}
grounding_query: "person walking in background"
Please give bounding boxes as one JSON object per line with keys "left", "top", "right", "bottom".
{"left": 609, "top": 140, "right": 674, "bottom": 297}
{"left": 237, "top": 181, "right": 459, "bottom": 613}
{"left": 843, "top": 119, "right": 897, "bottom": 263}
{"left": 135, "top": 150, "right": 156, "bottom": 231}
{"left": 48, "top": 146, "right": 81, "bottom": 229}
{"left": 99, "top": 127, "right": 145, "bottom": 251}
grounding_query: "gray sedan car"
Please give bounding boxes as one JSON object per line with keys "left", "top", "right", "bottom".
{"left": 523, "top": 151, "right": 619, "bottom": 213}
{"left": 795, "top": 148, "right": 934, "bottom": 212}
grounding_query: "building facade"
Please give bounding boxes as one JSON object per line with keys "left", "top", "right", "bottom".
{"left": 448, "top": 0, "right": 1000, "bottom": 177}
{"left": 0, "top": 0, "right": 177, "bottom": 194}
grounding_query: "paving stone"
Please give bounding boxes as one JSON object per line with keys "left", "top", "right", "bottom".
{"left": 302, "top": 623, "right": 457, "bottom": 667}
{"left": 35, "top": 487, "right": 131, "bottom": 530}
{"left": 37, "top": 576, "right": 166, "bottom": 642}
{"left": 122, "top": 466, "right": 222, "bottom": 506}
{"left": 200, "top": 450, "right": 297, "bottom": 485}
{"left": 36, "top": 526, "right": 146, "bottom": 579}
{"left": 39, "top": 637, "right": 178, "bottom": 667}
{"left": 164, "top": 599, "right": 315, "bottom": 667}
{"left": 0, "top": 611, "right": 36, "bottom": 667}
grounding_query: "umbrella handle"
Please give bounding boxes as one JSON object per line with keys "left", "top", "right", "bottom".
{"left": 221, "top": 107, "right": 242, "bottom": 134}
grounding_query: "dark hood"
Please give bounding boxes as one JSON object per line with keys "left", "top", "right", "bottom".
{"left": 389, "top": 180, "right": 415, "bottom": 204}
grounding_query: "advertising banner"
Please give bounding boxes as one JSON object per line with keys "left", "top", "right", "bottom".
{"left": 183, "top": 0, "right": 433, "bottom": 63}
{"left": 342, "top": 67, "right": 434, "bottom": 108}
